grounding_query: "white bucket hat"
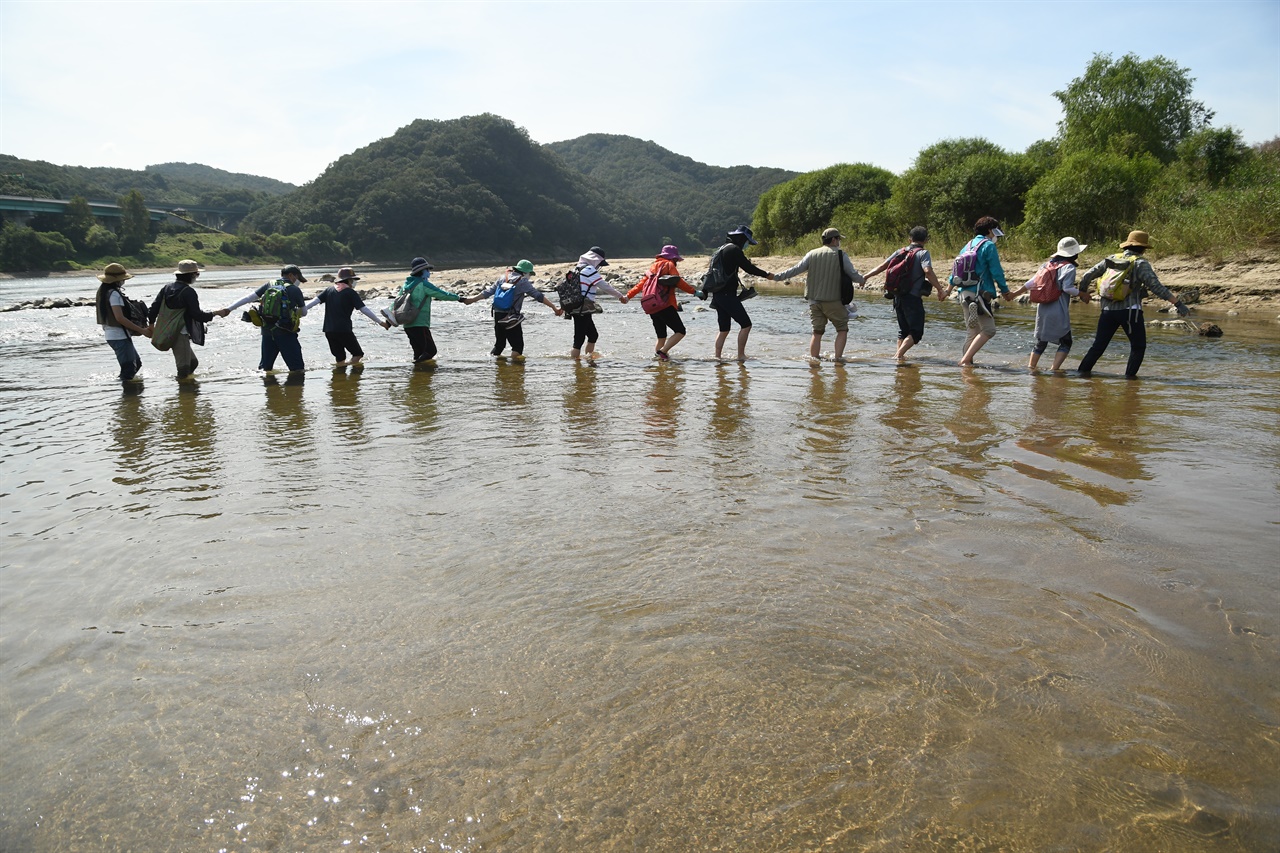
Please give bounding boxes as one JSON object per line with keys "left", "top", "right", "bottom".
{"left": 1056, "top": 237, "right": 1087, "bottom": 257}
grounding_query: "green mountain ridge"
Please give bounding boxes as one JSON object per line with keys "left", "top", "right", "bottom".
{"left": 0, "top": 155, "right": 295, "bottom": 209}
{"left": 244, "top": 114, "right": 693, "bottom": 262}
{"left": 546, "top": 134, "right": 799, "bottom": 247}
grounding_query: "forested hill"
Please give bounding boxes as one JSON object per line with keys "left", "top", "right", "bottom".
{"left": 245, "top": 115, "right": 686, "bottom": 262}
{"left": 547, "top": 134, "right": 798, "bottom": 247}
{"left": 0, "top": 155, "right": 295, "bottom": 208}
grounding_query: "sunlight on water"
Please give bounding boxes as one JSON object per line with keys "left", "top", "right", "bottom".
{"left": 1, "top": 283, "right": 1278, "bottom": 850}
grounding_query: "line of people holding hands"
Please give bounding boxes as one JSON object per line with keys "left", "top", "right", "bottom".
{"left": 94, "top": 219, "right": 1189, "bottom": 382}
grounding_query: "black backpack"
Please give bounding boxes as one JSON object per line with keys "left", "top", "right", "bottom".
{"left": 557, "top": 269, "right": 586, "bottom": 315}
{"left": 700, "top": 245, "right": 734, "bottom": 297}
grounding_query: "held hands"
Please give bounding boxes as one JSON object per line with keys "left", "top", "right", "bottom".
{"left": 217, "top": 308, "right": 231, "bottom": 318}
{"left": 143, "top": 325, "right": 154, "bottom": 338}
{"left": 620, "top": 295, "right": 630, "bottom": 304}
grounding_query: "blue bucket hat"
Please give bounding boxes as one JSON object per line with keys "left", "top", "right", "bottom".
{"left": 410, "top": 257, "right": 433, "bottom": 275}
{"left": 728, "top": 225, "right": 758, "bottom": 246}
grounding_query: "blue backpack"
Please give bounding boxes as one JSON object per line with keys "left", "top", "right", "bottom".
{"left": 493, "top": 275, "right": 520, "bottom": 312}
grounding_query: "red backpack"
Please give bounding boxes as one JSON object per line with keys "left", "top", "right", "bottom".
{"left": 1028, "top": 260, "right": 1066, "bottom": 304}
{"left": 882, "top": 246, "right": 922, "bottom": 298}
{"left": 639, "top": 271, "right": 678, "bottom": 314}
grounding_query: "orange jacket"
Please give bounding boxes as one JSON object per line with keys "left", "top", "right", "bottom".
{"left": 626, "top": 258, "right": 694, "bottom": 310}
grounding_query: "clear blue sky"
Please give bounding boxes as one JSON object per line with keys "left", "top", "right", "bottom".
{"left": 2, "top": 0, "right": 1277, "bottom": 186}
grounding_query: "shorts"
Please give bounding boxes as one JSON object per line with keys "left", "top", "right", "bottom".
{"left": 809, "top": 300, "right": 849, "bottom": 334}
{"left": 893, "top": 293, "right": 926, "bottom": 342}
{"left": 650, "top": 306, "right": 685, "bottom": 338}
{"left": 714, "top": 298, "right": 752, "bottom": 333}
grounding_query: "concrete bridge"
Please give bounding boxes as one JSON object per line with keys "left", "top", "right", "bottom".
{"left": 0, "top": 195, "right": 238, "bottom": 230}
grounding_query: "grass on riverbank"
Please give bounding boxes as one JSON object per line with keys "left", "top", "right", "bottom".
{"left": 63, "top": 232, "right": 278, "bottom": 273}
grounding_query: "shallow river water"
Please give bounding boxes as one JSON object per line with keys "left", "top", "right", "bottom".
{"left": 1, "top": 272, "right": 1277, "bottom": 851}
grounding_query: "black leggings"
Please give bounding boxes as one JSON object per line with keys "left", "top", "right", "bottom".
{"left": 713, "top": 297, "right": 752, "bottom": 333}
{"left": 649, "top": 306, "right": 685, "bottom": 339}
{"left": 572, "top": 314, "right": 599, "bottom": 350}
{"left": 492, "top": 321, "right": 525, "bottom": 355}
{"left": 405, "top": 326, "right": 437, "bottom": 362}
{"left": 1033, "top": 332, "right": 1073, "bottom": 355}
{"left": 326, "top": 330, "right": 364, "bottom": 361}
{"left": 1078, "top": 309, "right": 1146, "bottom": 376}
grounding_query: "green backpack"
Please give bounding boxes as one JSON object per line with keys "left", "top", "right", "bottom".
{"left": 1097, "top": 253, "right": 1139, "bottom": 301}
{"left": 260, "top": 280, "right": 299, "bottom": 331}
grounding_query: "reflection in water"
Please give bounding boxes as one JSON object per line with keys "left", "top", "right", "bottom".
{"left": 709, "top": 363, "right": 752, "bottom": 447}
{"left": 561, "top": 362, "right": 601, "bottom": 443}
{"left": 881, "top": 365, "right": 925, "bottom": 435}
{"left": 491, "top": 360, "right": 530, "bottom": 411}
{"left": 1075, "top": 380, "right": 1151, "bottom": 484}
{"left": 392, "top": 370, "right": 439, "bottom": 437}
{"left": 155, "top": 383, "right": 222, "bottom": 501}
{"left": 797, "top": 366, "right": 853, "bottom": 495}
{"left": 3, "top": 298, "right": 1279, "bottom": 851}
{"left": 950, "top": 368, "right": 996, "bottom": 456}
{"left": 328, "top": 366, "right": 367, "bottom": 443}
{"left": 643, "top": 366, "right": 683, "bottom": 446}
{"left": 260, "top": 373, "right": 316, "bottom": 468}
{"left": 109, "top": 392, "right": 154, "bottom": 491}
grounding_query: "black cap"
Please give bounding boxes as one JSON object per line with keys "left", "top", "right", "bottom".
{"left": 281, "top": 264, "right": 307, "bottom": 283}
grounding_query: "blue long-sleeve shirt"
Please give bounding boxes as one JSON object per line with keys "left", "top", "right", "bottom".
{"left": 956, "top": 236, "right": 1008, "bottom": 296}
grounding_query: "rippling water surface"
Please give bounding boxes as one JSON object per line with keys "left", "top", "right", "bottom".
{"left": 2, "top": 276, "right": 1278, "bottom": 851}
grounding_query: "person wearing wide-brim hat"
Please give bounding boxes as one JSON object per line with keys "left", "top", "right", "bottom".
{"left": 94, "top": 262, "right": 151, "bottom": 382}
{"left": 1075, "top": 230, "right": 1189, "bottom": 378}
{"left": 148, "top": 259, "right": 231, "bottom": 379}
{"left": 703, "top": 225, "right": 775, "bottom": 362}
{"left": 623, "top": 245, "right": 697, "bottom": 360}
{"left": 303, "top": 266, "right": 391, "bottom": 366}
{"left": 385, "top": 256, "right": 467, "bottom": 365}
{"left": 1006, "top": 237, "right": 1087, "bottom": 371}
{"left": 461, "top": 259, "right": 563, "bottom": 360}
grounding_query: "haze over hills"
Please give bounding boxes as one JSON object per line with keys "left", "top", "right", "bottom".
{"left": 0, "top": 155, "right": 295, "bottom": 210}
{"left": 547, "top": 134, "right": 798, "bottom": 248}
{"left": 2, "top": 117, "right": 799, "bottom": 263}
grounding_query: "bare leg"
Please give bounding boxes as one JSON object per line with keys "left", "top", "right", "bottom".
{"left": 1028, "top": 351, "right": 1041, "bottom": 370}
{"left": 662, "top": 332, "right": 685, "bottom": 354}
{"left": 959, "top": 332, "right": 992, "bottom": 366}
{"left": 896, "top": 335, "right": 916, "bottom": 361}
{"left": 809, "top": 333, "right": 823, "bottom": 359}
{"left": 833, "top": 329, "right": 848, "bottom": 361}
{"left": 583, "top": 342, "right": 596, "bottom": 358}
{"left": 1050, "top": 350, "right": 1069, "bottom": 370}
{"left": 655, "top": 336, "right": 667, "bottom": 356}
{"left": 736, "top": 327, "right": 750, "bottom": 361}
{"left": 714, "top": 330, "right": 729, "bottom": 359}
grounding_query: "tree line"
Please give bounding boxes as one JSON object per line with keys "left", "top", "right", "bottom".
{"left": 751, "top": 53, "right": 1279, "bottom": 260}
